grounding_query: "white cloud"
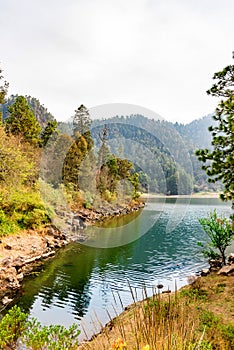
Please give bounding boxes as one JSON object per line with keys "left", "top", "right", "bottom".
{"left": 1, "top": 0, "right": 233, "bottom": 123}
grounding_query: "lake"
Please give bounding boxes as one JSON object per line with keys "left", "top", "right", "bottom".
{"left": 12, "top": 197, "right": 232, "bottom": 340}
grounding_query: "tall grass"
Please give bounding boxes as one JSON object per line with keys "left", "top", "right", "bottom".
{"left": 80, "top": 279, "right": 233, "bottom": 350}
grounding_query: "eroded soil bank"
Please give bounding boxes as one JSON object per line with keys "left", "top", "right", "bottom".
{"left": 0, "top": 201, "right": 144, "bottom": 306}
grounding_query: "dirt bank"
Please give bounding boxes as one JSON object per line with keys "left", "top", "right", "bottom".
{"left": 0, "top": 201, "right": 145, "bottom": 306}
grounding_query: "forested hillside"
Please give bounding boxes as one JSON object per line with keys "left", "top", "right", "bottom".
{"left": 58, "top": 113, "right": 219, "bottom": 194}
{"left": 88, "top": 114, "right": 220, "bottom": 193}
{"left": 1, "top": 95, "right": 55, "bottom": 127}
{"left": 0, "top": 91, "right": 220, "bottom": 196}
{"left": 174, "top": 114, "right": 213, "bottom": 149}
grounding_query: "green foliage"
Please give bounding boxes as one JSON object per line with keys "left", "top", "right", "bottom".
{"left": 2, "top": 94, "right": 55, "bottom": 128}
{"left": 62, "top": 106, "right": 95, "bottom": 190}
{"left": 41, "top": 120, "right": 58, "bottom": 147}
{"left": 198, "top": 210, "right": 234, "bottom": 264}
{"left": 0, "top": 209, "right": 19, "bottom": 236}
{"left": 196, "top": 64, "right": 234, "bottom": 206}
{"left": 92, "top": 119, "right": 195, "bottom": 195}
{"left": 62, "top": 134, "right": 89, "bottom": 189}
{"left": 0, "top": 125, "right": 37, "bottom": 186}
{"left": 41, "top": 133, "right": 74, "bottom": 187}
{"left": 0, "top": 306, "right": 80, "bottom": 350}
{"left": 0, "top": 187, "right": 50, "bottom": 235}
{"left": 220, "top": 323, "right": 234, "bottom": 348}
{"left": 0, "top": 305, "right": 28, "bottom": 349}
{"left": 73, "top": 104, "right": 91, "bottom": 136}
{"left": 5, "top": 95, "right": 41, "bottom": 145}
{"left": 188, "top": 340, "right": 213, "bottom": 350}
{"left": 59, "top": 113, "right": 223, "bottom": 194}
{"left": 129, "top": 172, "right": 140, "bottom": 199}
{"left": 23, "top": 319, "right": 80, "bottom": 350}
{"left": 180, "top": 287, "right": 208, "bottom": 301}
{"left": 97, "top": 155, "right": 137, "bottom": 201}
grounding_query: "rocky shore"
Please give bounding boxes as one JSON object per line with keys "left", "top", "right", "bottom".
{"left": 0, "top": 201, "right": 145, "bottom": 307}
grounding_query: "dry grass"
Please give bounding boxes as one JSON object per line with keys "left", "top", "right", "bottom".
{"left": 78, "top": 274, "right": 234, "bottom": 350}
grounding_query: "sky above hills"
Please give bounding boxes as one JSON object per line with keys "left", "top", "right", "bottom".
{"left": 0, "top": 0, "right": 233, "bottom": 123}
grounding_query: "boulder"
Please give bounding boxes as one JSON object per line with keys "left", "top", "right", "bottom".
{"left": 201, "top": 268, "right": 210, "bottom": 276}
{"left": 17, "top": 272, "right": 24, "bottom": 282}
{"left": 12, "top": 256, "right": 25, "bottom": 270}
{"left": 209, "top": 259, "right": 222, "bottom": 271}
{"left": 227, "top": 253, "right": 234, "bottom": 264}
{"left": 2, "top": 296, "right": 13, "bottom": 305}
{"left": 1, "top": 257, "right": 13, "bottom": 267}
{"left": 217, "top": 264, "right": 234, "bottom": 276}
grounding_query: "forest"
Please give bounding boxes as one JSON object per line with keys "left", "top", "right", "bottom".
{"left": 0, "top": 71, "right": 223, "bottom": 237}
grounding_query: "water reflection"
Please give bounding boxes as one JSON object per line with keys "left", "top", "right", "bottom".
{"left": 9, "top": 198, "right": 232, "bottom": 339}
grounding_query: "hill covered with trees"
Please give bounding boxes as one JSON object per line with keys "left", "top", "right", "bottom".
{"left": 82, "top": 114, "right": 220, "bottom": 194}
{"left": 1, "top": 95, "right": 55, "bottom": 128}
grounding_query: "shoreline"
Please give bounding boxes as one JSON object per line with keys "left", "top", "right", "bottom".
{"left": 78, "top": 272, "right": 234, "bottom": 349}
{"left": 0, "top": 201, "right": 145, "bottom": 307}
{"left": 141, "top": 192, "right": 221, "bottom": 199}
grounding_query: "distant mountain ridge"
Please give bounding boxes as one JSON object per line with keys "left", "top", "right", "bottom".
{"left": 173, "top": 114, "right": 214, "bottom": 149}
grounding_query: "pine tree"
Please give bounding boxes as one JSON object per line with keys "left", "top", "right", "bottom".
{"left": 62, "top": 135, "right": 88, "bottom": 189}
{"left": 73, "top": 104, "right": 91, "bottom": 136}
{"left": 41, "top": 120, "right": 58, "bottom": 147}
{"left": 0, "top": 67, "right": 9, "bottom": 123}
{"left": 5, "top": 96, "right": 41, "bottom": 145}
{"left": 196, "top": 64, "right": 234, "bottom": 207}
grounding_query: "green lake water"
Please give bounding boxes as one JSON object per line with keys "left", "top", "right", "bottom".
{"left": 10, "top": 197, "right": 232, "bottom": 340}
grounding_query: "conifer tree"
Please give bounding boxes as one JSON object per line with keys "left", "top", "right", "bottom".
{"left": 196, "top": 64, "right": 234, "bottom": 207}
{"left": 41, "top": 120, "right": 58, "bottom": 147}
{"left": 5, "top": 96, "right": 41, "bottom": 145}
{"left": 73, "top": 104, "right": 91, "bottom": 136}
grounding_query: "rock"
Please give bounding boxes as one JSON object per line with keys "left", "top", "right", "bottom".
{"left": 9, "top": 280, "right": 20, "bottom": 290}
{"left": 12, "top": 256, "right": 25, "bottom": 270}
{"left": 201, "top": 268, "right": 210, "bottom": 276}
{"left": 17, "top": 272, "right": 24, "bottom": 282}
{"left": 41, "top": 251, "right": 56, "bottom": 259}
{"left": 209, "top": 259, "right": 222, "bottom": 271}
{"left": 1, "top": 257, "right": 13, "bottom": 267}
{"left": 6, "top": 275, "right": 15, "bottom": 283}
{"left": 2, "top": 296, "right": 13, "bottom": 305}
{"left": 4, "top": 244, "right": 12, "bottom": 250}
{"left": 227, "top": 253, "right": 234, "bottom": 264}
{"left": 157, "top": 284, "right": 164, "bottom": 289}
{"left": 73, "top": 219, "right": 81, "bottom": 227}
{"left": 25, "top": 255, "right": 42, "bottom": 264}
{"left": 217, "top": 264, "right": 234, "bottom": 276}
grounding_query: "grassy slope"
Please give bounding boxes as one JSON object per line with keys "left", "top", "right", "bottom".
{"left": 79, "top": 274, "right": 234, "bottom": 350}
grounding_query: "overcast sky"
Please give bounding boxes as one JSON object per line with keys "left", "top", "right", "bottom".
{"left": 1, "top": 0, "right": 233, "bottom": 123}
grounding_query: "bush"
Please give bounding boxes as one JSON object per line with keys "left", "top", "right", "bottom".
{"left": 0, "top": 305, "right": 80, "bottom": 349}
{"left": 0, "top": 305, "right": 28, "bottom": 349}
{"left": 0, "top": 187, "right": 50, "bottom": 235}
{"left": 0, "top": 209, "right": 19, "bottom": 236}
{"left": 198, "top": 210, "right": 234, "bottom": 265}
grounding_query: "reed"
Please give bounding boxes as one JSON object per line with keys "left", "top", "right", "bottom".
{"left": 79, "top": 277, "right": 234, "bottom": 350}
